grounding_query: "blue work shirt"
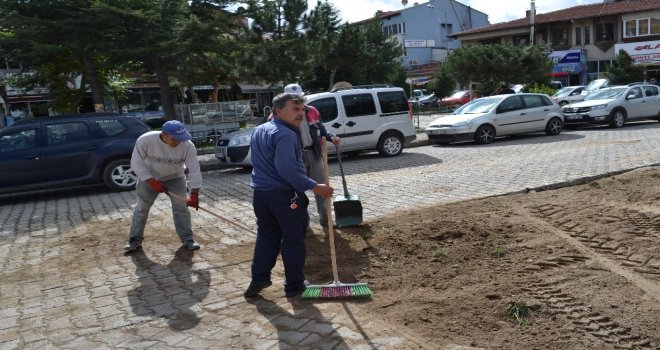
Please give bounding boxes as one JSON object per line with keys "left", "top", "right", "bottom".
{"left": 250, "top": 118, "right": 317, "bottom": 193}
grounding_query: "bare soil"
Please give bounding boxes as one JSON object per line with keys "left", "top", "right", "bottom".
{"left": 304, "top": 166, "right": 660, "bottom": 349}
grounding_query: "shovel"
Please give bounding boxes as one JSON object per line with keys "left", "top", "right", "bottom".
{"left": 332, "top": 144, "right": 363, "bottom": 227}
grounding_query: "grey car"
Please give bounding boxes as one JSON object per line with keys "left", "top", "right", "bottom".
{"left": 562, "top": 84, "right": 660, "bottom": 128}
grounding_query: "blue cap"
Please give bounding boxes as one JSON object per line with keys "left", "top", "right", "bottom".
{"left": 162, "top": 120, "right": 191, "bottom": 142}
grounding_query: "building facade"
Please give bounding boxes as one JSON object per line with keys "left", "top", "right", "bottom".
{"left": 353, "top": 0, "right": 489, "bottom": 84}
{"left": 452, "top": 0, "right": 660, "bottom": 87}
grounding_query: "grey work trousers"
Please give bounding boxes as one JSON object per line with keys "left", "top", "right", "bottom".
{"left": 303, "top": 149, "right": 328, "bottom": 226}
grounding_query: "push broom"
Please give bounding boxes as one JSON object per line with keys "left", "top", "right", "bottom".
{"left": 302, "top": 138, "right": 372, "bottom": 299}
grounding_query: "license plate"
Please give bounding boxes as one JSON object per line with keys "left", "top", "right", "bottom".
{"left": 565, "top": 115, "right": 582, "bottom": 120}
{"left": 429, "top": 129, "right": 447, "bottom": 135}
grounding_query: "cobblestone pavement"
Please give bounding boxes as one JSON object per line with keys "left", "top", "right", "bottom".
{"left": 2, "top": 117, "right": 660, "bottom": 349}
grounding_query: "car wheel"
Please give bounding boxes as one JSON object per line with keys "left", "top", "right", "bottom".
{"left": 103, "top": 159, "right": 138, "bottom": 191}
{"left": 609, "top": 109, "right": 626, "bottom": 128}
{"left": 545, "top": 117, "right": 563, "bottom": 135}
{"left": 377, "top": 132, "right": 404, "bottom": 157}
{"left": 474, "top": 124, "right": 495, "bottom": 144}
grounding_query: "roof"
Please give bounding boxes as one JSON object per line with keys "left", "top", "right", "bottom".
{"left": 453, "top": 0, "right": 660, "bottom": 37}
{"left": 352, "top": 9, "right": 403, "bottom": 25}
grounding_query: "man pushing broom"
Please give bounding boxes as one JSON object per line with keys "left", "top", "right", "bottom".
{"left": 244, "top": 92, "right": 334, "bottom": 299}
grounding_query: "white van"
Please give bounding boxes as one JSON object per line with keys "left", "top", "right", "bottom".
{"left": 214, "top": 86, "right": 417, "bottom": 167}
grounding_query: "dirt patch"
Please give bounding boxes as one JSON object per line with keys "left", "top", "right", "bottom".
{"left": 305, "top": 166, "right": 660, "bottom": 349}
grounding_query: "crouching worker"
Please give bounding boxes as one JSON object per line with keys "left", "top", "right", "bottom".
{"left": 124, "top": 120, "right": 203, "bottom": 252}
{"left": 244, "top": 93, "right": 334, "bottom": 298}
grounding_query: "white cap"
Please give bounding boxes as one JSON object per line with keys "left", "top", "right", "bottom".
{"left": 284, "top": 83, "right": 304, "bottom": 96}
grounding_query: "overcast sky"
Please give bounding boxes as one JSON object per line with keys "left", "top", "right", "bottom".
{"left": 329, "top": 0, "right": 605, "bottom": 25}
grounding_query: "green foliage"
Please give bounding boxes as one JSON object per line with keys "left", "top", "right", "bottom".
{"left": 527, "top": 83, "right": 556, "bottom": 96}
{"left": 506, "top": 302, "right": 529, "bottom": 326}
{"left": 444, "top": 44, "right": 554, "bottom": 88}
{"left": 429, "top": 65, "right": 456, "bottom": 99}
{"left": 491, "top": 247, "right": 505, "bottom": 258}
{"left": 607, "top": 49, "right": 645, "bottom": 84}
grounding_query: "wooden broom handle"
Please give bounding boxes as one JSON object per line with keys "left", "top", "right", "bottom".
{"left": 321, "top": 137, "right": 340, "bottom": 283}
{"left": 166, "top": 191, "right": 253, "bottom": 233}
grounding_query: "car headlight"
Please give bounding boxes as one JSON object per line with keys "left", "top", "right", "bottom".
{"left": 590, "top": 104, "right": 608, "bottom": 111}
{"left": 229, "top": 134, "right": 251, "bottom": 146}
{"left": 453, "top": 120, "right": 471, "bottom": 127}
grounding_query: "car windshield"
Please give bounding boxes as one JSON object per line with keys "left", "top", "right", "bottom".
{"left": 585, "top": 79, "right": 608, "bottom": 92}
{"left": 584, "top": 87, "right": 626, "bottom": 100}
{"left": 553, "top": 87, "right": 573, "bottom": 97}
{"left": 453, "top": 97, "right": 501, "bottom": 114}
{"left": 450, "top": 91, "right": 467, "bottom": 98}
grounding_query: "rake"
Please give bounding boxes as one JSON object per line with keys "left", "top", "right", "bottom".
{"left": 302, "top": 138, "right": 372, "bottom": 299}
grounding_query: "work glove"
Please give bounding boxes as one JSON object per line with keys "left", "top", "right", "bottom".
{"left": 146, "top": 178, "right": 166, "bottom": 193}
{"left": 186, "top": 192, "right": 199, "bottom": 210}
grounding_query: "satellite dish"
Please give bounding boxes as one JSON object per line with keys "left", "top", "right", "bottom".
{"left": 332, "top": 81, "right": 352, "bottom": 90}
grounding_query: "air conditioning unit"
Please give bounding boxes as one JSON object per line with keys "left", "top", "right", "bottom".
{"left": 410, "top": 60, "right": 418, "bottom": 65}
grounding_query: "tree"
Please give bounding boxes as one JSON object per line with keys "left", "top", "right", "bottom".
{"left": 443, "top": 44, "right": 554, "bottom": 94}
{"left": 607, "top": 49, "right": 644, "bottom": 84}
{"left": 0, "top": 0, "right": 115, "bottom": 113}
{"left": 429, "top": 65, "right": 455, "bottom": 99}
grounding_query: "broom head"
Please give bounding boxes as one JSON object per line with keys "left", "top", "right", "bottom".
{"left": 302, "top": 281, "right": 372, "bottom": 299}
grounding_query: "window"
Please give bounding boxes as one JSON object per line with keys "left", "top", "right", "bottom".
{"left": 643, "top": 86, "right": 659, "bottom": 97}
{"left": 575, "top": 27, "right": 582, "bottom": 45}
{"left": 0, "top": 129, "right": 36, "bottom": 152}
{"left": 623, "top": 18, "right": 660, "bottom": 38}
{"left": 95, "top": 119, "right": 126, "bottom": 136}
{"left": 521, "top": 95, "right": 544, "bottom": 108}
{"left": 512, "top": 35, "right": 529, "bottom": 46}
{"left": 382, "top": 23, "right": 406, "bottom": 36}
{"left": 552, "top": 29, "right": 568, "bottom": 46}
{"left": 497, "top": 96, "right": 523, "bottom": 113}
{"left": 377, "top": 91, "right": 408, "bottom": 114}
{"left": 342, "top": 94, "right": 376, "bottom": 118}
{"left": 596, "top": 23, "right": 614, "bottom": 41}
{"left": 540, "top": 95, "right": 555, "bottom": 106}
{"left": 441, "top": 23, "right": 453, "bottom": 36}
{"left": 627, "top": 87, "right": 642, "bottom": 99}
{"left": 46, "top": 122, "right": 90, "bottom": 145}
{"left": 584, "top": 26, "right": 590, "bottom": 44}
{"left": 309, "top": 97, "right": 338, "bottom": 123}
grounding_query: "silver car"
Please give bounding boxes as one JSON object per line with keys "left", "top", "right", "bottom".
{"left": 562, "top": 84, "right": 660, "bottom": 128}
{"left": 425, "top": 93, "right": 564, "bottom": 145}
{"left": 551, "top": 86, "right": 585, "bottom": 106}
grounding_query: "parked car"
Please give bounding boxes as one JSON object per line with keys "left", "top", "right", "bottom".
{"left": 425, "top": 93, "right": 564, "bottom": 145}
{"left": 411, "top": 92, "right": 436, "bottom": 109}
{"left": 438, "top": 90, "right": 480, "bottom": 109}
{"left": 562, "top": 84, "right": 660, "bottom": 128}
{"left": 551, "top": 85, "right": 585, "bottom": 106}
{"left": 580, "top": 78, "right": 610, "bottom": 97}
{"left": 215, "top": 86, "right": 417, "bottom": 167}
{"left": 0, "top": 113, "right": 150, "bottom": 194}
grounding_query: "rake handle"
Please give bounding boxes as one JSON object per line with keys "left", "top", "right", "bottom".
{"left": 322, "top": 137, "right": 340, "bottom": 283}
{"left": 166, "top": 191, "right": 253, "bottom": 233}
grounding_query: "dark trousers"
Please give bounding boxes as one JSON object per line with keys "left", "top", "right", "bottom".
{"left": 251, "top": 190, "right": 309, "bottom": 294}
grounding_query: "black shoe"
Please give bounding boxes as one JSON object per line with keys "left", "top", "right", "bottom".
{"left": 244, "top": 280, "right": 272, "bottom": 298}
{"left": 183, "top": 240, "right": 200, "bottom": 250}
{"left": 285, "top": 286, "right": 307, "bottom": 298}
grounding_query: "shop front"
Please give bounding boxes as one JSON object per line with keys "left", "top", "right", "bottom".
{"left": 614, "top": 39, "right": 660, "bottom": 80}
{"left": 548, "top": 50, "right": 587, "bottom": 87}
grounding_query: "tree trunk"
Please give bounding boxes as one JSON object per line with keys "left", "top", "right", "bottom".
{"left": 328, "top": 68, "right": 337, "bottom": 92}
{"left": 211, "top": 78, "right": 221, "bottom": 103}
{"left": 82, "top": 56, "right": 105, "bottom": 112}
{"left": 152, "top": 55, "right": 176, "bottom": 120}
{"left": 187, "top": 85, "right": 199, "bottom": 104}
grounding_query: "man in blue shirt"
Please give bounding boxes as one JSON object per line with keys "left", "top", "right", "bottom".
{"left": 244, "top": 93, "right": 334, "bottom": 298}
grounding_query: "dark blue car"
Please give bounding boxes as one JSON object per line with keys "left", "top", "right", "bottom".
{"left": 0, "top": 113, "right": 150, "bottom": 194}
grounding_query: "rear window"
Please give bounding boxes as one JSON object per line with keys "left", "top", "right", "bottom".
{"left": 377, "top": 91, "right": 409, "bottom": 114}
{"left": 95, "top": 118, "right": 127, "bottom": 136}
{"left": 342, "top": 94, "right": 376, "bottom": 118}
{"left": 308, "top": 97, "right": 338, "bottom": 123}
{"left": 521, "top": 95, "right": 544, "bottom": 108}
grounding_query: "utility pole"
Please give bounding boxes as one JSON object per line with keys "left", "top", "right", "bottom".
{"left": 529, "top": 0, "right": 536, "bottom": 45}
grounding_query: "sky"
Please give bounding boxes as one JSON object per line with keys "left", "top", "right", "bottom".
{"left": 328, "top": 0, "right": 605, "bottom": 25}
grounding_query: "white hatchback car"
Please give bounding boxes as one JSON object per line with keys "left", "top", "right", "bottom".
{"left": 215, "top": 86, "right": 417, "bottom": 167}
{"left": 551, "top": 86, "right": 585, "bottom": 106}
{"left": 425, "top": 93, "right": 564, "bottom": 145}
